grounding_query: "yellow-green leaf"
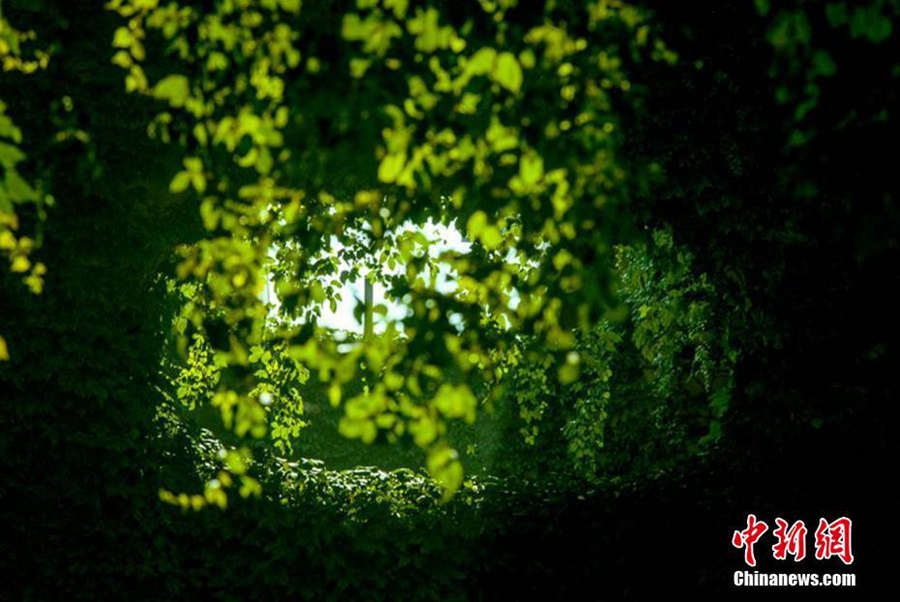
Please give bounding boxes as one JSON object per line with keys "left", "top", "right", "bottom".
{"left": 238, "top": 475, "right": 262, "bottom": 498}
{"left": 520, "top": 153, "right": 544, "bottom": 185}
{"left": 558, "top": 361, "right": 580, "bottom": 384}
{"left": 410, "top": 418, "right": 438, "bottom": 447}
{"left": 467, "top": 47, "right": 496, "bottom": 75}
{"left": 434, "top": 383, "right": 477, "bottom": 423}
{"left": 111, "top": 51, "right": 132, "bottom": 68}
{"left": 153, "top": 75, "right": 190, "bottom": 108}
{"left": 112, "top": 27, "right": 133, "bottom": 49}
{"left": 277, "top": 0, "right": 302, "bottom": 14}
{"left": 378, "top": 152, "right": 406, "bottom": 183}
{"left": 480, "top": 225, "right": 502, "bottom": 250}
{"left": 493, "top": 52, "right": 523, "bottom": 93}
{"left": 10, "top": 254, "right": 29, "bottom": 273}
{"left": 426, "top": 445, "right": 464, "bottom": 499}
{"left": 310, "top": 281, "right": 326, "bottom": 303}
{"left": 193, "top": 123, "right": 208, "bottom": 146}
{"left": 328, "top": 382, "right": 341, "bottom": 407}
{"left": 169, "top": 171, "right": 191, "bottom": 194}
{"left": 466, "top": 210, "right": 488, "bottom": 238}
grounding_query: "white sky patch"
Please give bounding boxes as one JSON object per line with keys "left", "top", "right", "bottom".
{"left": 263, "top": 219, "right": 473, "bottom": 334}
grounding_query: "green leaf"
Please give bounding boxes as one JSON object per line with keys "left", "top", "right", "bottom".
{"left": 310, "top": 281, "right": 326, "bottom": 303}
{"left": 169, "top": 171, "right": 191, "bottom": 194}
{"left": 338, "top": 417, "right": 377, "bottom": 443}
{"left": 825, "top": 3, "right": 848, "bottom": 27}
{"left": 519, "top": 153, "right": 544, "bottom": 185}
{"left": 558, "top": 361, "right": 580, "bottom": 384}
{"left": 153, "top": 75, "right": 190, "bottom": 107}
{"left": 466, "top": 210, "right": 488, "bottom": 238}
{"left": 480, "top": 225, "right": 502, "bottom": 250}
{"left": 191, "top": 173, "right": 207, "bottom": 193}
{"left": 378, "top": 152, "right": 406, "bottom": 183}
{"left": 812, "top": 50, "right": 836, "bottom": 77}
{"left": 327, "top": 382, "right": 341, "bottom": 407}
{"left": 112, "top": 27, "right": 133, "bottom": 49}
{"left": 466, "top": 47, "right": 496, "bottom": 75}
{"left": 193, "top": 124, "right": 208, "bottom": 146}
{"left": 0, "top": 141, "right": 25, "bottom": 168}
{"left": 342, "top": 14, "right": 366, "bottom": 41}
{"left": 850, "top": 5, "right": 893, "bottom": 42}
{"left": 434, "top": 384, "right": 477, "bottom": 423}
{"left": 410, "top": 418, "right": 438, "bottom": 447}
{"left": 4, "top": 171, "right": 35, "bottom": 202}
{"left": 426, "top": 445, "right": 463, "bottom": 500}
{"left": 111, "top": 50, "right": 131, "bottom": 68}
{"left": 0, "top": 113, "right": 23, "bottom": 143}
{"left": 277, "top": 0, "right": 302, "bottom": 14}
{"left": 709, "top": 387, "right": 730, "bottom": 418}
{"left": 493, "top": 52, "right": 523, "bottom": 93}
{"left": 238, "top": 475, "right": 262, "bottom": 498}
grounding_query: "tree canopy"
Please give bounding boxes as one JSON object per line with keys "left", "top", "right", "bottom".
{"left": 96, "top": 0, "right": 690, "bottom": 498}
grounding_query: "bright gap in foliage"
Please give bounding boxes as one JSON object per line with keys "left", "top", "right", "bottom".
{"left": 263, "top": 218, "right": 476, "bottom": 335}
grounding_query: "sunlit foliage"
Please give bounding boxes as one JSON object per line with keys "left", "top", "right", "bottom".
{"left": 102, "top": 0, "right": 678, "bottom": 500}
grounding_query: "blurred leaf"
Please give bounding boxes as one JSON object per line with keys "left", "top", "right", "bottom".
{"left": 493, "top": 52, "right": 523, "bottom": 93}
{"left": 153, "top": 75, "right": 190, "bottom": 107}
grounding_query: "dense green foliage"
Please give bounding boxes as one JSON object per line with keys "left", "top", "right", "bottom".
{"left": 98, "top": 0, "right": 685, "bottom": 497}
{"left": 1, "top": 0, "right": 896, "bottom": 597}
